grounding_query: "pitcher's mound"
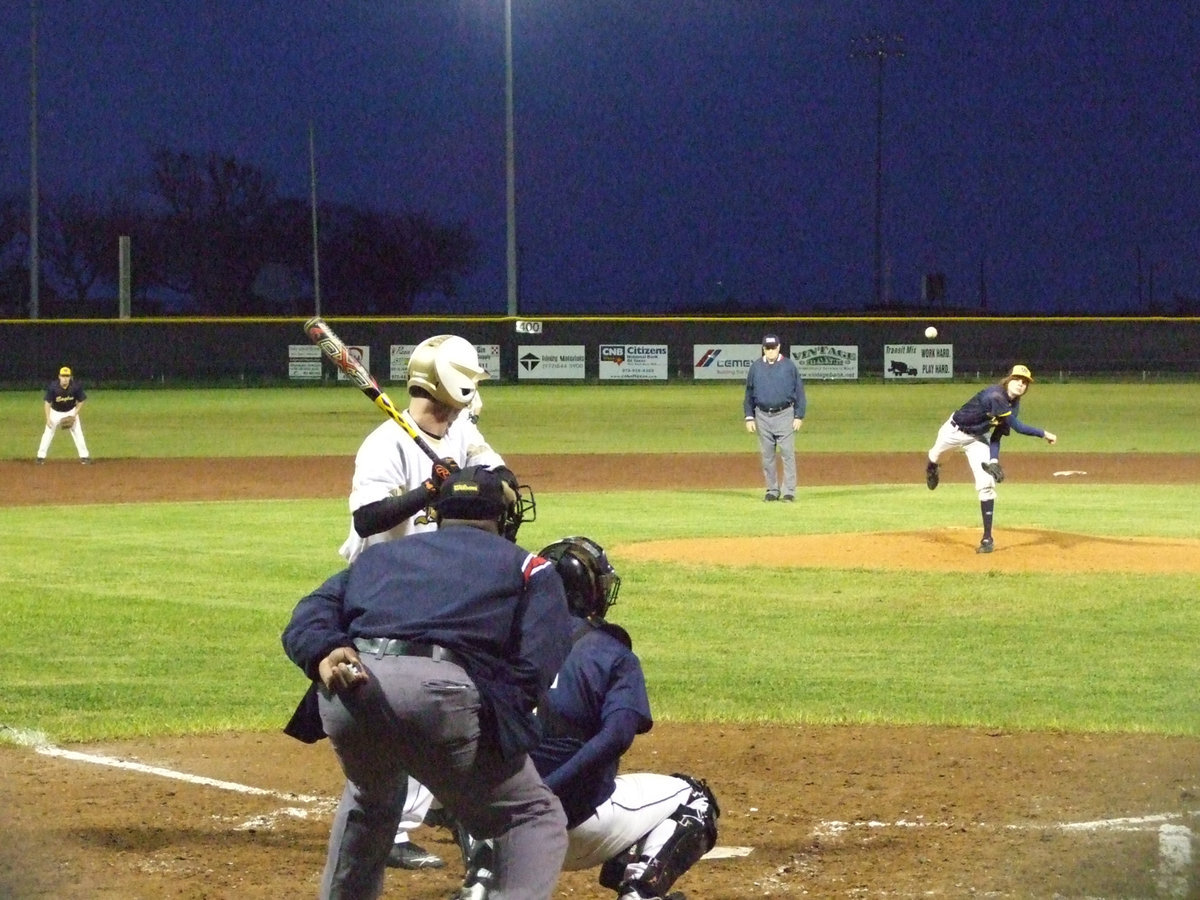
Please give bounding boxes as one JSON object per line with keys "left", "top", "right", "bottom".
{"left": 618, "top": 528, "right": 1200, "bottom": 573}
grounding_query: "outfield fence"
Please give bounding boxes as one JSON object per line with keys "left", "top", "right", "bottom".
{"left": 0, "top": 315, "right": 1197, "bottom": 387}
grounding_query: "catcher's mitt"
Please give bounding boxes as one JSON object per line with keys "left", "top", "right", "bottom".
{"left": 982, "top": 460, "right": 1005, "bottom": 482}
{"left": 59, "top": 415, "right": 77, "bottom": 430}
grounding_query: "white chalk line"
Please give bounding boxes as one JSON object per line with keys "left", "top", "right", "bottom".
{"left": 815, "top": 808, "right": 1199, "bottom": 838}
{"left": 816, "top": 811, "right": 1197, "bottom": 898}
{"left": 7, "top": 728, "right": 750, "bottom": 857}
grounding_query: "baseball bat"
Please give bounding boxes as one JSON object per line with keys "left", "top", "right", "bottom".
{"left": 304, "top": 317, "right": 443, "bottom": 467}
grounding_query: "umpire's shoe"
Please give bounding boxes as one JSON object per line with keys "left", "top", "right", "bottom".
{"left": 387, "top": 841, "right": 445, "bottom": 869}
{"left": 925, "top": 461, "right": 939, "bottom": 490}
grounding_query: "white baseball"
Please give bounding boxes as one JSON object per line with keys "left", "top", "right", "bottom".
{"left": 924, "top": 326, "right": 938, "bottom": 339}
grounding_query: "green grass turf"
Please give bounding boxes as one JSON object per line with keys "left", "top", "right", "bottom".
{"left": 0, "top": 382, "right": 1196, "bottom": 743}
{"left": 2, "top": 380, "right": 1198, "bottom": 458}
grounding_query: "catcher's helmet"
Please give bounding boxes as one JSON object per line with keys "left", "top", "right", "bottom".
{"left": 539, "top": 536, "right": 621, "bottom": 620}
{"left": 407, "top": 335, "right": 489, "bottom": 410}
{"left": 433, "top": 465, "right": 535, "bottom": 542}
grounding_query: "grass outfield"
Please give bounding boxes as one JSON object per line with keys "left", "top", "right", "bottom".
{"left": 1, "top": 382, "right": 1197, "bottom": 743}
{"left": 2, "top": 380, "right": 1198, "bottom": 457}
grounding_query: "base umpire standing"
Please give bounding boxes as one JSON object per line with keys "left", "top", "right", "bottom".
{"left": 282, "top": 466, "right": 573, "bottom": 899}
{"left": 743, "top": 334, "right": 805, "bottom": 501}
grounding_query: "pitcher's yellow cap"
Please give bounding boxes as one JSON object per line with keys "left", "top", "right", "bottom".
{"left": 59, "top": 366, "right": 72, "bottom": 377}
{"left": 1008, "top": 364, "right": 1033, "bottom": 382}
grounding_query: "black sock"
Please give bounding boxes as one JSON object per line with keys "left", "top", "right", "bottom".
{"left": 981, "top": 498, "right": 994, "bottom": 538}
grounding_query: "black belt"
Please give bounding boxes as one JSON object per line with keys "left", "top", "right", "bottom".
{"left": 353, "top": 637, "right": 466, "bottom": 668}
{"left": 757, "top": 403, "right": 792, "bottom": 414}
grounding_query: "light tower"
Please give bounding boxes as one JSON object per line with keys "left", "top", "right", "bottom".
{"left": 852, "top": 32, "right": 904, "bottom": 308}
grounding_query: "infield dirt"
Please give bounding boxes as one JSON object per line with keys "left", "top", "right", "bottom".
{"left": 2, "top": 452, "right": 1197, "bottom": 899}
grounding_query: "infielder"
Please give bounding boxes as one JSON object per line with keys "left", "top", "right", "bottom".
{"left": 925, "top": 364, "right": 1057, "bottom": 553}
{"left": 340, "top": 334, "right": 507, "bottom": 870}
{"left": 453, "top": 536, "right": 720, "bottom": 900}
{"left": 37, "top": 366, "right": 91, "bottom": 464}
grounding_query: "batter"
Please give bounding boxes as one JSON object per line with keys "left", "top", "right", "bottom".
{"left": 339, "top": 334, "right": 506, "bottom": 869}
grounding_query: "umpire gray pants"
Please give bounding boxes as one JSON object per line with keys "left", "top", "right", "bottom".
{"left": 756, "top": 407, "right": 797, "bottom": 496}
{"left": 317, "top": 655, "right": 567, "bottom": 900}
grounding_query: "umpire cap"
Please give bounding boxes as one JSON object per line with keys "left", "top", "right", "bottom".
{"left": 434, "top": 465, "right": 515, "bottom": 521}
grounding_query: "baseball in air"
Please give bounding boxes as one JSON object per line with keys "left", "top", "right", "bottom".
{"left": 924, "top": 326, "right": 938, "bottom": 339}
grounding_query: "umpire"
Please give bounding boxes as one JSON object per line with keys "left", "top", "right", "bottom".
{"left": 743, "top": 334, "right": 806, "bottom": 501}
{"left": 282, "top": 465, "right": 573, "bottom": 899}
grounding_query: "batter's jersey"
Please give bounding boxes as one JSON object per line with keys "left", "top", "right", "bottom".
{"left": 339, "top": 410, "right": 503, "bottom": 562}
{"left": 531, "top": 620, "right": 653, "bottom": 826}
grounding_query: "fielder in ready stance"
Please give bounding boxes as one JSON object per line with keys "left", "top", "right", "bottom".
{"left": 452, "top": 536, "right": 720, "bottom": 900}
{"left": 340, "top": 334, "right": 507, "bottom": 870}
{"left": 925, "top": 364, "right": 1057, "bottom": 553}
{"left": 37, "top": 366, "right": 91, "bottom": 464}
{"left": 283, "top": 466, "right": 573, "bottom": 900}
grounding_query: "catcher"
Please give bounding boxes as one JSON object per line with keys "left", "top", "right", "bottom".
{"left": 37, "top": 366, "right": 91, "bottom": 464}
{"left": 451, "top": 536, "right": 719, "bottom": 900}
{"left": 924, "top": 364, "right": 1057, "bottom": 553}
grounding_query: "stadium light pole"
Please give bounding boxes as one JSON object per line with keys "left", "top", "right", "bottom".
{"left": 28, "top": 0, "right": 40, "bottom": 319}
{"left": 852, "top": 32, "right": 903, "bottom": 309}
{"left": 504, "top": 0, "right": 518, "bottom": 316}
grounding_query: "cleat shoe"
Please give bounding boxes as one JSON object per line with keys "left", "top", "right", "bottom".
{"left": 35, "top": 457, "right": 45, "bottom": 465}
{"left": 81, "top": 457, "right": 92, "bottom": 465}
{"left": 925, "top": 462, "right": 939, "bottom": 490}
{"left": 981, "top": 460, "right": 1005, "bottom": 482}
{"left": 976, "top": 537, "right": 994, "bottom": 554}
{"left": 387, "top": 841, "right": 445, "bottom": 870}
{"left": 782, "top": 494, "right": 794, "bottom": 502}
{"left": 764, "top": 493, "right": 779, "bottom": 502}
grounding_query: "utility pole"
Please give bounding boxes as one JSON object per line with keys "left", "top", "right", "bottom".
{"left": 852, "top": 32, "right": 903, "bottom": 309}
{"left": 29, "top": 0, "right": 40, "bottom": 319}
{"left": 504, "top": 0, "right": 518, "bottom": 317}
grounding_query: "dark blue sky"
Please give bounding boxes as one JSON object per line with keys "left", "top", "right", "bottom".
{"left": 2, "top": 2, "right": 1197, "bottom": 315}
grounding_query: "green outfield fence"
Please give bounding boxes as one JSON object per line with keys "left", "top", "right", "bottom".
{"left": 1, "top": 315, "right": 1197, "bottom": 387}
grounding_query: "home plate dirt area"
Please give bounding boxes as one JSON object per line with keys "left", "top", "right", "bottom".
{"left": 2, "top": 452, "right": 1197, "bottom": 899}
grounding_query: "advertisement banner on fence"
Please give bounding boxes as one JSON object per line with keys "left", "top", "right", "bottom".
{"left": 288, "top": 344, "right": 322, "bottom": 380}
{"left": 517, "top": 345, "right": 586, "bottom": 380}
{"left": 692, "top": 344, "right": 762, "bottom": 380}
{"left": 599, "top": 344, "right": 669, "bottom": 380}
{"left": 389, "top": 344, "right": 502, "bottom": 383}
{"left": 884, "top": 344, "right": 954, "bottom": 379}
{"left": 791, "top": 345, "right": 859, "bottom": 380}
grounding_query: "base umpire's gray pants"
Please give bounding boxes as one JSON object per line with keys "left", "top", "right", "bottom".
{"left": 756, "top": 407, "right": 797, "bottom": 497}
{"left": 317, "top": 654, "right": 566, "bottom": 900}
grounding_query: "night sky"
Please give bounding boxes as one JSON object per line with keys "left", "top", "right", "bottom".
{"left": 1, "top": 2, "right": 1197, "bottom": 315}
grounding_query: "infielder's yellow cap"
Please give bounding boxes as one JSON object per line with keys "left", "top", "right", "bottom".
{"left": 59, "top": 366, "right": 72, "bottom": 376}
{"left": 1009, "top": 364, "right": 1033, "bottom": 382}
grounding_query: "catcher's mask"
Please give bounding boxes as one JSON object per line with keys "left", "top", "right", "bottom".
{"left": 433, "top": 465, "right": 535, "bottom": 542}
{"left": 407, "top": 335, "right": 489, "bottom": 410}
{"left": 539, "top": 535, "right": 621, "bottom": 619}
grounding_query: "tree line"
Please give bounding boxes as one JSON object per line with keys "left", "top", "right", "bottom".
{"left": 0, "top": 148, "right": 478, "bottom": 318}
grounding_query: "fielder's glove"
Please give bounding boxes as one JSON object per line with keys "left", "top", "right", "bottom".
{"left": 59, "top": 416, "right": 76, "bottom": 430}
{"left": 982, "top": 460, "right": 1005, "bottom": 482}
